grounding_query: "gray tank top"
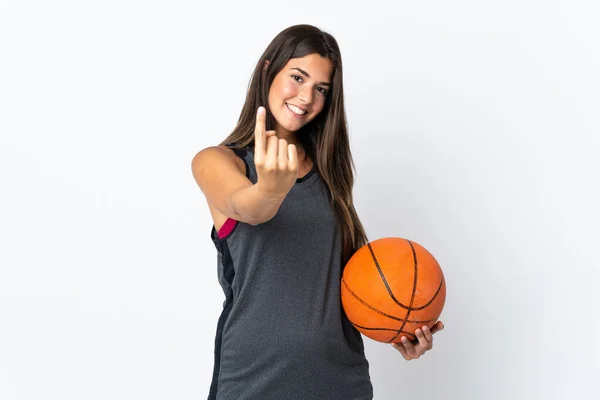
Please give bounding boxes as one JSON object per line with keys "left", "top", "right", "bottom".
{"left": 208, "top": 146, "right": 373, "bottom": 400}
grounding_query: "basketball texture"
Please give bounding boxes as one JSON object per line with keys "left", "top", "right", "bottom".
{"left": 341, "top": 237, "right": 446, "bottom": 343}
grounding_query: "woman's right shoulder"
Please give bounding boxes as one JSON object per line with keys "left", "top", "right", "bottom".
{"left": 191, "top": 145, "right": 246, "bottom": 175}
{"left": 191, "top": 144, "right": 256, "bottom": 224}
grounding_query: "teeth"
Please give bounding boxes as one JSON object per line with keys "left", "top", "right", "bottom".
{"left": 286, "top": 103, "right": 306, "bottom": 115}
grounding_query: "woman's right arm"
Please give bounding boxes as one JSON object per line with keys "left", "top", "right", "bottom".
{"left": 191, "top": 146, "right": 283, "bottom": 225}
{"left": 191, "top": 107, "right": 299, "bottom": 225}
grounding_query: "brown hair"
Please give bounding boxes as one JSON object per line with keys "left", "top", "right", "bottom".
{"left": 220, "top": 24, "right": 368, "bottom": 265}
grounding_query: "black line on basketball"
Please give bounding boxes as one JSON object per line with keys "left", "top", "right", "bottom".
{"left": 342, "top": 279, "right": 409, "bottom": 322}
{"left": 411, "top": 276, "right": 445, "bottom": 311}
{"left": 342, "top": 279, "right": 438, "bottom": 325}
{"left": 387, "top": 239, "right": 419, "bottom": 343}
{"left": 347, "top": 317, "right": 417, "bottom": 341}
{"left": 367, "top": 240, "right": 417, "bottom": 309}
{"left": 368, "top": 240, "right": 444, "bottom": 312}
{"left": 367, "top": 242, "right": 412, "bottom": 309}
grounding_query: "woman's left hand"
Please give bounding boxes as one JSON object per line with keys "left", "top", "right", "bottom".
{"left": 391, "top": 321, "right": 444, "bottom": 360}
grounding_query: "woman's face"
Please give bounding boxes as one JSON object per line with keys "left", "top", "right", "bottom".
{"left": 267, "top": 53, "right": 333, "bottom": 137}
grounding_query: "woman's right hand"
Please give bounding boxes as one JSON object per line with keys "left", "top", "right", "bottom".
{"left": 253, "top": 106, "right": 299, "bottom": 200}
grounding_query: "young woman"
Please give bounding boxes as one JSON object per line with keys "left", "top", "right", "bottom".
{"left": 192, "top": 24, "right": 443, "bottom": 400}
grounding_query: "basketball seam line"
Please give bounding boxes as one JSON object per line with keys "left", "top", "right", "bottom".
{"left": 382, "top": 240, "right": 418, "bottom": 342}
{"left": 341, "top": 279, "right": 439, "bottom": 325}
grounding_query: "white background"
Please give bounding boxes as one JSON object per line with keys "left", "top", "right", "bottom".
{"left": 1, "top": 1, "right": 598, "bottom": 399}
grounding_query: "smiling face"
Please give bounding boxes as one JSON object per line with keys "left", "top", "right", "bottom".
{"left": 267, "top": 53, "right": 334, "bottom": 138}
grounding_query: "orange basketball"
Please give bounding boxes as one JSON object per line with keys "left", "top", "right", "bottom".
{"left": 341, "top": 237, "right": 446, "bottom": 343}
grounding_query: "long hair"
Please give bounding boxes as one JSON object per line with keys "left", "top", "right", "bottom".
{"left": 219, "top": 24, "right": 368, "bottom": 266}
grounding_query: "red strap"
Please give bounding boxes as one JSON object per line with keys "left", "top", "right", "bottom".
{"left": 217, "top": 218, "right": 237, "bottom": 239}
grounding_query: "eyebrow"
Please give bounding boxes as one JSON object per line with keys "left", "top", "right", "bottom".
{"left": 291, "top": 67, "right": 331, "bottom": 87}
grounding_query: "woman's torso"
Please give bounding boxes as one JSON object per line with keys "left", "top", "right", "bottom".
{"left": 207, "top": 145, "right": 373, "bottom": 400}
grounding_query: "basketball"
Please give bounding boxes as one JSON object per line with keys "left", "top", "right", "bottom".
{"left": 341, "top": 237, "right": 446, "bottom": 343}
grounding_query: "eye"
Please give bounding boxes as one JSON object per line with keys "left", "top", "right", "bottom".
{"left": 291, "top": 75, "right": 303, "bottom": 82}
{"left": 316, "top": 87, "right": 328, "bottom": 96}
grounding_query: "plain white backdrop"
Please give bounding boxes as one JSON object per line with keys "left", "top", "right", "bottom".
{"left": 1, "top": 0, "right": 598, "bottom": 399}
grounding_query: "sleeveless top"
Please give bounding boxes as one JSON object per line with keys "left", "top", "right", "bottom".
{"left": 208, "top": 146, "right": 373, "bottom": 400}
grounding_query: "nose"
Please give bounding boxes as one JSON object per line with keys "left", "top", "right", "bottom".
{"left": 298, "top": 86, "right": 313, "bottom": 105}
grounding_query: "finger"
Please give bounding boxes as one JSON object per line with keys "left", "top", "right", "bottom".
{"left": 400, "top": 336, "right": 417, "bottom": 358}
{"left": 254, "top": 107, "right": 267, "bottom": 159}
{"left": 422, "top": 325, "right": 434, "bottom": 342}
{"left": 422, "top": 326, "right": 434, "bottom": 350}
{"left": 392, "top": 339, "right": 411, "bottom": 360}
{"left": 287, "top": 143, "right": 298, "bottom": 171}
{"left": 266, "top": 134, "right": 279, "bottom": 168}
{"left": 278, "top": 138, "right": 288, "bottom": 169}
{"left": 265, "top": 130, "right": 277, "bottom": 148}
{"left": 414, "top": 329, "right": 429, "bottom": 352}
{"left": 430, "top": 321, "right": 445, "bottom": 335}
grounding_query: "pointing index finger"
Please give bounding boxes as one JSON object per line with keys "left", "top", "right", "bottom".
{"left": 254, "top": 107, "right": 266, "bottom": 158}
